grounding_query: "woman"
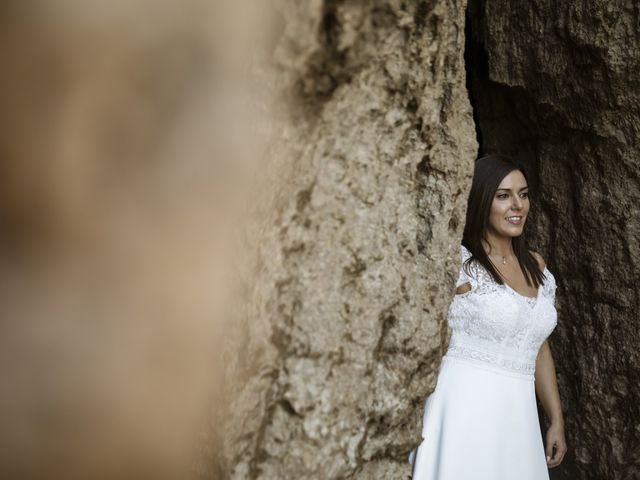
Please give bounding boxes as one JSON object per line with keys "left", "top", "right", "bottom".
{"left": 410, "top": 154, "right": 567, "bottom": 479}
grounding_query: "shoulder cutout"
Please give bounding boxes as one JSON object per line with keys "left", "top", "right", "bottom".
{"left": 455, "top": 282, "right": 472, "bottom": 295}
{"left": 529, "top": 250, "right": 546, "bottom": 272}
{"left": 456, "top": 244, "right": 478, "bottom": 291}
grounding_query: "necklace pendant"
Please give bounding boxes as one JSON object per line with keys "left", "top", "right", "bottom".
{"left": 502, "top": 257, "right": 506, "bottom": 265}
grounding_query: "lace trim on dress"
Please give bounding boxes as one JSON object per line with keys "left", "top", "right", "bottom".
{"left": 457, "top": 245, "right": 557, "bottom": 306}
{"left": 446, "top": 343, "right": 536, "bottom": 376}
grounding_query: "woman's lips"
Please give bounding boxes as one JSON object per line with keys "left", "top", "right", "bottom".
{"left": 506, "top": 216, "right": 523, "bottom": 225}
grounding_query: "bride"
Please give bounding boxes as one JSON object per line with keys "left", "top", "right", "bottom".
{"left": 410, "top": 154, "right": 568, "bottom": 479}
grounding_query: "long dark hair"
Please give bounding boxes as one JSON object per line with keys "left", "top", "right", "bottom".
{"left": 461, "top": 154, "right": 546, "bottom": 288}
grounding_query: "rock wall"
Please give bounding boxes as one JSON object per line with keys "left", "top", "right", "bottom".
{"left": 466, "top": 1, "right": 640, "bottom": 479}
{"left": 218, "top": 1, "right": 477, "bottom": 478}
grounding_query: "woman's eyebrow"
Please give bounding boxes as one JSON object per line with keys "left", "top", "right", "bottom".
{"left": 496, "top": 186, "right": 529, "bottom": 191}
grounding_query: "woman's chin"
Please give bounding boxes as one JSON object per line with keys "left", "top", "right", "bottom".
{"left": 498, "top": 226, "right": 525, "bottom": 237}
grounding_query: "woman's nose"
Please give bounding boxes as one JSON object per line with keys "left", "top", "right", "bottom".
{"left": 511, "top": 196, "right": 523, "bottom": 210}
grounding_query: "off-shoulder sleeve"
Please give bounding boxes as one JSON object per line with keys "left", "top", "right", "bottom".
{"left": 455, "top": 245, "right": 478, "bottom": 290}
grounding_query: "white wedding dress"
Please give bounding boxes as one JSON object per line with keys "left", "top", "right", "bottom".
{"left": 409, "top": 245, "right": 558, "bottom": 479}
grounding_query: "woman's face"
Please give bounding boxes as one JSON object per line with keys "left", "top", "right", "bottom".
{"left": 488, "top": 169, "right": 530, "bottom": 238}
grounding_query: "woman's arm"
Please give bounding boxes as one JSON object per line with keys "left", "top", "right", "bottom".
{"left": 535, "top": 340, "right": 567, "bottom": 468}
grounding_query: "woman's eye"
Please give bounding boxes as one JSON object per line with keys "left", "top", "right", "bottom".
{"left": 497, "top": 194, "right": 509, "bottom": 199}
{"left": 520, "top": 192, "right": 529, "bottom": 198}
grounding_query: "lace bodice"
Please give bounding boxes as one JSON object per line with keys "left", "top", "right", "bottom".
{"left": 445, "top": 245, "right": 558, "bottom": 377}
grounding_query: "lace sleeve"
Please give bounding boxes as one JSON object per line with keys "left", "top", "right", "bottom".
{"left": 543, "top": 267, "right": 558, "bottom": 307}
{"left": 456, "top": 245, "right": 478, "bottom": 290}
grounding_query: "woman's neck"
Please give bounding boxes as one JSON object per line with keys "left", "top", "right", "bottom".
{"left": 482, "top": 233, "right": 514, "bottom": 257}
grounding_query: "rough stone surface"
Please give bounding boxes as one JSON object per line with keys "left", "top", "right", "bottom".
{"left": 467, "top": 2, "right": 640, "bottom": 479}
{"left": 218, "top": 1, "right": 477, "bottom": 478}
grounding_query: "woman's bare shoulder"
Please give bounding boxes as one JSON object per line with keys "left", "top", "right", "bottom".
{"left": 455, "top": 282, "right": 472, "bottom": 295}
{"left": 529, "top": 249, "right": 546, "bottom": 272}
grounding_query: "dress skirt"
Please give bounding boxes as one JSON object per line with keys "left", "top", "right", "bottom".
{"left": 410, "top": 354, "right": 549, "bottom": 480}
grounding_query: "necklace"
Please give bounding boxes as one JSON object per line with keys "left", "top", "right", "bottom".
{"left": 488, "top": 252, "right": 508, "bottom": 265}
{"left": 482, "top": 241, "right": 512, "bottom": 266}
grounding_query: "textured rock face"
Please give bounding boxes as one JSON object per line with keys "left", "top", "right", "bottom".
{"left": 219, "top": 1, "right": 477, "bottom": 478}
{"left": 467, "top": 1, "right": 640, "bottom": 479}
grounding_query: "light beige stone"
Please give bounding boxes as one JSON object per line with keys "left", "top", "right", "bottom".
{"left": 218, "top": 1, "right": 477, "bottom": 478}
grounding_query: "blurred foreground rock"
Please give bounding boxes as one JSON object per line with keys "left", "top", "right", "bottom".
{"left": 0, "top": 1, "right": 259, "bottom": 478}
